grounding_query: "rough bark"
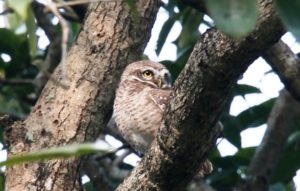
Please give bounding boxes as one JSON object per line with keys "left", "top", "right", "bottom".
{"left": 116, "top": 0, "right": 284, "bottom": 190}
{"left": 263, "top": 40, "right": 300, "bottom": 101}
{"left": 238, "top": 90, "right": 300, "bottom": 191}
{"left": 4, "top": 1, "right": 160, "bottom": 190}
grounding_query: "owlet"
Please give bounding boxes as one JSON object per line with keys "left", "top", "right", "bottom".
{"left": 113, "top": 60, "right": 213, "bottom": 176}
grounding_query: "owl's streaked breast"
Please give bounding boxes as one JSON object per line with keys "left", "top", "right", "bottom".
{"left": 114, "top": 82, "right": 164, "bottom": 152}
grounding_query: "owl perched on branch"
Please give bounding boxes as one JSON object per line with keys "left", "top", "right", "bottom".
{"left": 113, "top": 60, "right": 213, "bottom": 176}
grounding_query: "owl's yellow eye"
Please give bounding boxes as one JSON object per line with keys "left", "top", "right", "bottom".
{"left": 142, "top": 70, "right": 154, "bottom": 79}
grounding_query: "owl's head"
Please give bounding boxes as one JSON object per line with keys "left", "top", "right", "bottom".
{"left": 120, "top": 60, "right": 172, "bottom": 89}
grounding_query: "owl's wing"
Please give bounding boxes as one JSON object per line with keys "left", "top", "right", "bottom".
{"left": 148, "top": 89, "right": 171, "bottom": 111}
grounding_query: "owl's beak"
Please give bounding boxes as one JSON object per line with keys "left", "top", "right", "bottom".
{"left": 157, "top": 78, "right": 162, "bottom": 88}
{"left": 156, "top": 77, "right": 171, "bottom": 88}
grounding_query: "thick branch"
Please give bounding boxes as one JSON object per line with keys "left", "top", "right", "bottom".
{"left": 117, "top": 0, "right": 284, "bottom": 190}
{"left": 5, "top": 1, "right": 160, "bottom": 190}
{"left": 263, "top": 40, "right": 300, "bottom": 101}
{"left": 239, "top": 90, "right": 300, "bottom": 191}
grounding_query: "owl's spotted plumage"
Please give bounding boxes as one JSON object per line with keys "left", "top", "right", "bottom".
{"left": 113, "top": 60, "right": 213, "bottom": 176}
{"left": 113, "top": 60, "right": 172, "bottom": 152}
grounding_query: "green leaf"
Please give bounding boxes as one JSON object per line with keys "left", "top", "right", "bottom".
{"left": 276, "top": 0, "right": 300, "bottom": 42}
{"left": 0, "top": 140, "right": 115, "bottom": 167}
{"left": 175, "top": 8, "right": 203, "bottom": 49}
{"left": 0, "top": 172, "right": 4, "bottom": 191}
{"left": 233, "top": 84, "right": 261, "bottom": 97}
{"left": 236, "top": 98, "right": 275, "bottom": 130}
{"left": 25, "top": 7, "right": 37, "bottom": 56}
{"left": 221, "top": 98, "right": 275, "bottom": 147}
{"left": 286, "top": 130, "right": 300, "bottom": 149}
{"left": 83, "top": 182, "right": 97, "bottom": 191}
{"left": 209, "top": 147, "right": 255, "bottom": 188}
{"left": 0, "top": 28, "right": 24, "bottom": 56}
{"left": 272, "top": 150, "right": 300, "bottom": 183}
{"left": 206, "top": 0, "right": 258, "bottom": 38}
{"left": 7, "top": 12, "right": 23, "bottom": 31}
{"left": 234, "top": 147, "right": 255, "bottom": 161}
{"left": 156, "top": 13, "right": 179, "bottom": 56}
{"left": 161, "top": 60, "right": 182, "bottom": 82}
{"left": 7, "top": 0, "right": 32, "bottom": 21}
{"left": 0, "top": 28, "right": 31, "bottom": 78}
{"left": 222, "top": 114, "right": 242, "bottom": 148}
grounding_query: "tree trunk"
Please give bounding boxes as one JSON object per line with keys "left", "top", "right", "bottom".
{"left": 5, "top": 1, "right": 160, "bottom": 190}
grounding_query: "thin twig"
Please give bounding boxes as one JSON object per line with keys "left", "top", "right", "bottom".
{"left": 0, "top": 79, "right": 33, "bottom": 86}
{"left": 41, "top": 0, "right": 71, "bottom": 87}
{"left": 55, "top": 0, "right": 116, "bottom": 8}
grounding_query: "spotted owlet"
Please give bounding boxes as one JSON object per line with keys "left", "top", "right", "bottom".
{"left": 113, "top": 60, "right": 213, "bottom": 176}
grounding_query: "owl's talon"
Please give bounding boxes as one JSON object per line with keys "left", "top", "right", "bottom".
{"left": 198, "top": 160, "right": 213, "bottom": 177}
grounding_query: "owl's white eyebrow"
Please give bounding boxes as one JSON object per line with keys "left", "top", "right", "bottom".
{"left": 130, "top": 76, "right": 158, "bottom": 88}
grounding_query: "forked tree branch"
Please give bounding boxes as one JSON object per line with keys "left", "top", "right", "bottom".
{"left": 116, "top": 0, "right": 284, "bottom": 190}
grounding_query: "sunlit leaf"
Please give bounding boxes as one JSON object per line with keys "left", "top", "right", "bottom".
{"left": 25, "top": 7, "right": 37, "bottom": 56}
{"left": 7, "top": 12, "right": 23, "bottom": 31}
{"left": 276, "top": 0, "right": 300, "bottom": 42}
{"left": 0, "top": 140, "right": 115, "bottom": 167}
{"left": 206, "top": 0, "right": 258, "bottom": 38}
{"left": 7, "top": 0, "right": 32, "bottom": 21}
